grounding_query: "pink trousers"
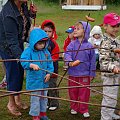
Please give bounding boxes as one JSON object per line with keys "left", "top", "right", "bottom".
{"left": 68, "top": 76, "right": 90, "bottom": 114}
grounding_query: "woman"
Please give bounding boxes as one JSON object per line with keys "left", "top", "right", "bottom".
{"left": 0, "top": 0, "right": 31, "bottom": 116}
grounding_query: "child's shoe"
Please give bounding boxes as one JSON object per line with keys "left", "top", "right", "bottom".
{"left": 32, "top": 116, "right": 40, "bottom": 120}
{"left": 49, "top": 106, "right": 57, "bottom": 111}
{"left": 40, "top": 116, "right": 50, "bottom": 120}
{"left": 70, "top": 109, "right": 77, "bottom": 115}
{"left": 83, "top": 112, "right": 90, "bottom": 118}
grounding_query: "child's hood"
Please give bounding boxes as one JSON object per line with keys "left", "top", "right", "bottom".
{"left": 29, "top": 28, "right": 48, "bottom": 50}
{"left": 79, "top": 21, "right": 91, "bottom": 42}
{"left": 90, "top": 25, "right": 103, "bottom": 37}
{"left": 41, "top": 20, "right": 58, "bottom": 40}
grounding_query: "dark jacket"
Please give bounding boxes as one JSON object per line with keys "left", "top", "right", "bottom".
{"left": 0, "top": 1, "right": 31, "bottom": 58}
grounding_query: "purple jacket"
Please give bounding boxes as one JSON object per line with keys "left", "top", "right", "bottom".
{"left": 64, "top": 21, "right": 96, "bottom": 77}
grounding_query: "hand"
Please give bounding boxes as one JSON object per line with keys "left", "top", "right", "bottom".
{"left": 90, "top": 77, "right": 94, "bottom": 81}
{"left": 69, "top": 60, "right": 80, "bottom": 67}
{"left": 44, "top": 74, "right": 50, "bottom": 83}
{"left": 30, "top": 63, "right": 40, "bottom": 71}
{"left": 30, "top": 3, "right": 37, "bottom": 19}
{"left": 113, "top": 66, "right": 120, "bottom": 74}
{"left": 113, "top": 48, "right": 120, "bottom": 54}
{"left": 94, "top": 44, "right": 99, "bottom": 48}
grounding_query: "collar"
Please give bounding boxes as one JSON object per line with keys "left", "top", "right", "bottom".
{"left": 9, "top": 1, "right": 21, "bottom": 17}
{"left": 104, "top": 33, "right": 117, "bottom": 42}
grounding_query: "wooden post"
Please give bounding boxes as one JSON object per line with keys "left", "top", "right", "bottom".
{"left": 93, "top": 0, "right": 103, "bottom": 5}
{"left": 67, "top": 0, "right": 70, "bottom": 5}
{"left": 81, "top": 0, "right": 89, "bottom": 5}
{"left": 89, "top": 0, "right": 94, "bottom": 5}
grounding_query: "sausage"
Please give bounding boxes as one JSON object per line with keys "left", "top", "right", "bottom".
{"left": 85, "top": 15, "right": 95, "bottom": 22}
{"left": 69, "top": 60, "right": 80, "bottom": 67}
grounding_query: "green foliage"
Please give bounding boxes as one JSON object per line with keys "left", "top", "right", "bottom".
{"left": 105, "top": 0, "right": 120, "bottom": 5}
{"left": 41, "top": 0, "right": 59, "bottom": 4}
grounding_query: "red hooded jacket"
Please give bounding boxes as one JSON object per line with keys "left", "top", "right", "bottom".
{"left": 41, "top": 20, "right": 60, "bottom": 78}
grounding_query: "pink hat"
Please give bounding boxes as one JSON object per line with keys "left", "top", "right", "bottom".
{"left": 103, "top": 13, "right": 120, "bottom": 26}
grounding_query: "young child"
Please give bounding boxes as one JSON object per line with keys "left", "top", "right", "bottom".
{"left": 88, "top": 25, "right": 103, "bottom": 69}
{"left": 63, "top": 26, "right": 74, "bottom": 70}
{"left": 21, "top": 28, "right": 54, "bottom": 120}
{"left": 41, "top": 20, "right": 60, "bottom": 111}
{"left": 63, "top": 26, "right": 75, "bottom": 52}
{"left": 99, "top": 13, "right": 120, "bottom": 120}
{"left": 64, "top": 21, "right": 96, "bottom": 118}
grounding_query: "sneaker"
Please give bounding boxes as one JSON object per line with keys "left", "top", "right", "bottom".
{"left": 0, "top": 75, "right": 6, "bottom": 83}
{"left": 33, "top": 116, "right": 40, "bottom": 120}
{"left": 112, "top": 113, "right": 120, "bottom": 119}
{"left": 46, "top": 105, "right": 49, "bottom": 109}
{"left": 49, "top": 106, "right": 57, "bottom": 111}
{"left": 0, "top": 81, "right": 7, "bottom": 89}
{"left": 83, "top": 112, "right": 90, "bottom": 118}
{"left": 70, "top": 109, "right": 77, "bottom": 115}
{"left": 40, "top": 116, "right": 50, "bottom": 120}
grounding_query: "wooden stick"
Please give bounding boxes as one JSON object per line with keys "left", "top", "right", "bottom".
{"left": 0, "top": 59, "right": 73, "bottom": 62}
{"left": 0, "top": 68, "right": 118, "bottom": 101}
{"left": 39, "top": 68, "right": 118, "bottom": 101}
{"left": 22, "top": 93, "right": 120, "bottom": 110}
{"left": 0, "top": 84, "right": 120, "bottom": 97}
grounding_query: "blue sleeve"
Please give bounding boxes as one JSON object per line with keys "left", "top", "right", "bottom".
{"left": 20, "top": 48, "right": 31, "bottom": 70}
{"left": 3, "top": 16, "right": 22, "bottom": 58}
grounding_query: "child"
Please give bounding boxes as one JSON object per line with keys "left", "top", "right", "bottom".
{"left": 63, "top": 26, "right": 75, "bottom": 52}
{"left": 63, "top": 26, "right": 74, "bottom": 71}
{"left": 21, "top": 28, "right": 54, "bottom": 120}
{"left": 99, "top": 13, "right": 120, "bottom": 120}
{"left": 64, "top": 21, "right": 96, "bottom": 118}
{"left": 88, "top": 25, "right": 103, "bottom": 69}
{"left": 41, "top": 20, "right": 60, "bottom": 111}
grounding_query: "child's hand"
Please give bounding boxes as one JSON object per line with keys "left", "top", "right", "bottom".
{"left": 69, "top": 60, "right": 80, "bottom": 67}
{"left": 94, "top": 44, "right": 99, "bottom": 48}
{"left": 30, "top": 63, "right": 40, "bottom": 71}
{"left": 113, "top": 48, "right": 120, "bottom": 54}
{"left": 90, "top": 77, "right": 94, "bottom": 81}
{"left": 44, "top": 74, "right": 50, "bottom": 83}
{"left": 113, "top": 66, "right": 120, "bottom": 74}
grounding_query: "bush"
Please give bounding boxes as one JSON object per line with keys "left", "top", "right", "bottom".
{"left": 41, "top": 0, "right": 59, "bottom": 4}
{"left": 105, "top": 0, "right": 120, "bottom": 5}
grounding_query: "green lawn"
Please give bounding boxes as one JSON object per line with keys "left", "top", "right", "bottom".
{"left": 0, "top": 1, "right": 120, "bottom": 120}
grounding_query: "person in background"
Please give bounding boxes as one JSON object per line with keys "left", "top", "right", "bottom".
{"left": 0, "top": 0, "right": 33, "bottom": 116}
{"left": 41, "top": 20, "right": 60, "bottom": 111}
{"left": 0, "top": 0, "right": 8, "bottom": 89}
{"left": 99, "top": 12, "right": 120, "bottom": 120}
{"left": 63, "top": 26, "right": 74, "bottom": 70}
{"left": 88, "top": 25, "right": 103, "bottom": 69}
{"left": 21, "top": 28, "right": 54, "bottom": 120}
{"left": 64, "top": 21, "right": 96, "bottom": 118}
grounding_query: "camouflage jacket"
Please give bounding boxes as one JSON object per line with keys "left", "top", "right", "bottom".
{"left": 99, "top": 33, "right": 120, "bottom": 76}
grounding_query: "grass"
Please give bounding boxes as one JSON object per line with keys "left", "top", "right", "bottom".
{"left": 0, "top": 1, "right": 120, "bottom": 120}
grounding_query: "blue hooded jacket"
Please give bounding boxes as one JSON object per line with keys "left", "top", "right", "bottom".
{"left": 21, "top": 28, "right": 54, "bottom": 90}
{"left": 65, "top": 21, "right": 96, "bottom": 77}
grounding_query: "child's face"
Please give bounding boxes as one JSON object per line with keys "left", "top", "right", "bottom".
{"left": 68, "top": 32, "right": 74, "bottom": 39}
{"left": 93, "top": 34, "right": 101, "bottom": 39}
{"left": 74, "top": 24, "right": 84, "bottom": 39}
{"left": 35, "top": 41, "right": 46, "bottom": 50}
{"left": 104, "top": 24, "right": 120, "bottom": 38}
{"left": 43, "top": 27, "right": 53, "bottom": 38}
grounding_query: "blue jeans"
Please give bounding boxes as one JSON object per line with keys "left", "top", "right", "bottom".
{"left": 29, "top": 91, "right": 48, "bottom": 116}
